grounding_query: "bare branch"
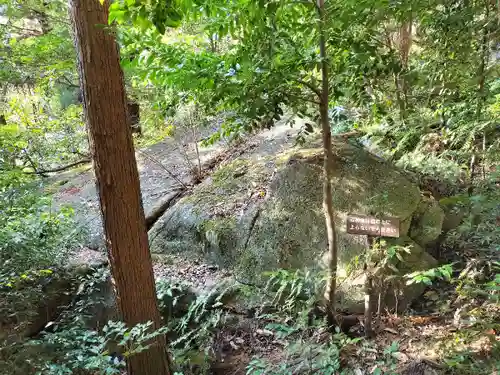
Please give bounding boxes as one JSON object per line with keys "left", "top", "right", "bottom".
{"left": 136, "top": 149, "right": 189, "bottom": 189}
{"left": 24, "top": 158, "right": 90, "bottom": 175}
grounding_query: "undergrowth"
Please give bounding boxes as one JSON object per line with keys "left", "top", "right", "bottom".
{"left": 0, "top": 143, "right": 498, "bottom": 375}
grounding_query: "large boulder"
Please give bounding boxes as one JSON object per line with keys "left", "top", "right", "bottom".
{"left": 149, "top": 140, "right": 438, "bottom": 312}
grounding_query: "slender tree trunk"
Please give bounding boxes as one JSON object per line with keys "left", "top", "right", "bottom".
{"left": 475, "top": 0, "right": 490, "bottom": 183}
{"left": 192, "top": 127, "right": 202, "bottom": 178}
{"left": 364, "top": 269, "right": 374, "bottom": 337}
{"left": 476, "top": 16, "right": 488, "bottom": 119}
{"left": 393, "top": 74, "right": 406, "bottom": 122}
{"left": 364, "top": 237, "right": 374, "bottom": 337}
{"left": 385, "top": 27, "right": 406, "bottom": 122}
{"left": 317, "top": 0, "right": 338, "bottom": 323}
{"left": 399, "top": 16, "right": 412, "bottom": 110}
{"left": 68, "top": 1, "right": 172, "bottom": 374}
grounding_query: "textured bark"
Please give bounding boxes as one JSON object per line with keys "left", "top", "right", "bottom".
{"left": 317, "top": 0, "right": 338, "bottom": 321}
{"left": 398, "top": 17, "right": 412, "bottom": 112}
{"left": 68, "top": 1, "right": 172, "bottom": 374}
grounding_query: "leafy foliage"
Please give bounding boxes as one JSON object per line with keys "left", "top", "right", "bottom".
{"left": 0, "top": 187, "right": 81, "bottom": 274}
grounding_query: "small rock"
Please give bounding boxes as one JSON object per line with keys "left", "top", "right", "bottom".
{"left": 229, "top": 341, "right": 239, "bottom": 350}
{"left": 255, "top": 329, "right": 274, "bottom": 337}
{"left": 392, "top": 352, "right": 409, "bottom": 362}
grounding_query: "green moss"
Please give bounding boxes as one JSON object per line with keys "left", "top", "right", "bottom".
{"left": 211, "top": 159, "right": 250, "bottom": 187}
{"left": 235, "top": 249, "right": 263, "bottom": 282}
{"left": 184, "top": 156, "right": 273, "bottom": 225}
{"left": 198, "top": 216, "right": 236, "bottom": 234}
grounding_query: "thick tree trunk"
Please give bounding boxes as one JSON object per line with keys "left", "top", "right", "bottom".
{"left": 68, "top": 1, "right": 172, "bottom": 375}
{"left": 317, "top": 0, "right": 338, "bottom": 322}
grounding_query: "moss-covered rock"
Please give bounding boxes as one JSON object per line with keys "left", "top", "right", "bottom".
{"left": 438, "top": 195, "right": 467, "bottom": 233}
{"left": 409, "top": 196, "right": 445, "bottom": 246}
{"left": 149, "top": 141, "right": 433, "bottom": 312}
{"left": 149, "top": 156, "right": 272, "bottom": 266}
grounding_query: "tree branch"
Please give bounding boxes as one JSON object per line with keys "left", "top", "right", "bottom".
{"left": 285, "top": 92, "right": 321, "bottom": 105}
{"left": 24, "top": 158, "right": 90, "bottom": 175}
{"left": 296, "top": 79, "right": 322, "bottom": 98}
{"left": 3, "top": 23, "right": 44, "bottom": 36}
{"left": 58, "top": 75, "right": 80, "bottom": 88}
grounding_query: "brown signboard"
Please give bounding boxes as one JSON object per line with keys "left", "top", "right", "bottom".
{"left": 346, "top": 214, "right": 400, "bottom": 238}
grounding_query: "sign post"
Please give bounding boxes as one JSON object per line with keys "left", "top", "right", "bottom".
{"left": 345, "top": 214, "right": 400, "bottom": 338}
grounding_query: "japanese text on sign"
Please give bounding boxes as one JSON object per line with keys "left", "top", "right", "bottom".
{"left": 346, "top": 214, "right": 400, "bottom": 238}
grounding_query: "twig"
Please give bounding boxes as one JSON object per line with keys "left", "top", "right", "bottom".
{"left": 3, "top": 23, "right": 44, "bottom": 36}
{"left": 421, "top": 357, "right": 445, "bottom": 369}
{"left": 285, "top": 92, "right": 321, "bottom": 105}
{"left": 23, "top": 150, "right": 43, "bottom": 176}
{"left": 136, "top": 149, "right": 188, "bottom": 189}
{"left": 58, "top": 75, "right": 80, "bottom": 88}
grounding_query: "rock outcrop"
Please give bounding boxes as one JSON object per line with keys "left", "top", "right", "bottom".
{"left": 149, "top": 139, "right": 444, "bottom": 312}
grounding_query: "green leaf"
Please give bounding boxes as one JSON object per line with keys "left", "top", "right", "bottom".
{"left": 109, "top": 10, "right": 127, "bottom": 24}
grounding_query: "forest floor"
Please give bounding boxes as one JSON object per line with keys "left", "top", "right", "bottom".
{"left": 70, "top": 249, "right": 468, "bottom": 375}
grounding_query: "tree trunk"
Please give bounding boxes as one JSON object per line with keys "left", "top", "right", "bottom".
{"left": 317, "top": 0, "right": 338, "bottom": 323}
{"left": 68, "top": 1, "right": 172, "bottom": 375}
{"left": 475, "top": 0, "right": 490, "bottom": 184}
{"left": 398, "top": 16, "right": 412, "bottom": 108}
{"left": 364, "top": 237, "right": 375, "bottom": 338}
{"left": 364, "top": 270, "right": 374, "bottom": 337}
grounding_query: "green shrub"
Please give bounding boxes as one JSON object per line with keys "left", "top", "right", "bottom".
{"left": 0, "top": 187, "right": 82, "bottom": 274}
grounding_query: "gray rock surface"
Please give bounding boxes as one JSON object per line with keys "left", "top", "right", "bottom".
{"left": 49, "top": 135, "right": 222, "bottom": 249}
{"left": 49, "top": 118, "right": 301, "bottom": 250}
{"left": 149, "top": 136, "right": 441, "bottom": 312}
{"left": 49, "top": 119, "right": 445, "bottom": 313}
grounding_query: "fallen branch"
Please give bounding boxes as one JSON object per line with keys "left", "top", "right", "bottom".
{"left": 24, "top": 158, "right": 90, "bottom": 175}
